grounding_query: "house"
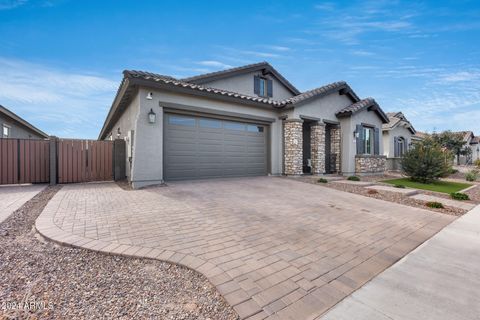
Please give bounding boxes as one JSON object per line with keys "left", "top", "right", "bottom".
{"left": 382, "top": 112, "right": 416, "bottom": 170}
{"left": 470, "top": 136, "right": 480, "bottom": 163}
{"left": 412, "top": 130, "right": 428, "bottom": 143}
{"left": 453, "top": 131, "right": 476, "bottom": 165}
{"left": 0, "top": 105, "right": 49, "bottom": 139}
{"left": 99, "top": 62, "right": 389, "bottom": 188}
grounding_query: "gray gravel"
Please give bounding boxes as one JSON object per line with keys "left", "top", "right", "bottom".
{"left": 0, "top": 186, "right": 238, "bottom": 320}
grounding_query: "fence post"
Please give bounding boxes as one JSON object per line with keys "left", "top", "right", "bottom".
{"left": 49, "top": 136, "right": 58, "bottom": 185}
{"left": 113, "top": 139, "right": 126, "bottom": 181}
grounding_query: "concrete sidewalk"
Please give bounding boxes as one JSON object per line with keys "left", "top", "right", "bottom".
{"left": 322, "top": 204, "right": 480, "bottom": 320}
{"left": 0, "top": 184, "right": 46, "bottom": 224}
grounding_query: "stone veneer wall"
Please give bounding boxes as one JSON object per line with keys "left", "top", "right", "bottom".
{"left": 355, "top": 155, "right": 387, "bottom": 174}
{"left": 330, "top": 127, "right": 341, "bottom": 173}
{"left": 310, "top": 124, "right": 325, "bottom": 174}
{"left": 283, "top": 119, "right": 303, "bottom": 175}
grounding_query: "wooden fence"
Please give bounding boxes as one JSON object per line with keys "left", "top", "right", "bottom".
{"left": 0, "top": 138, "right": 50, "bottom": 184}
{"left": 57, "top": 139, "right": 113, "bottom": 184}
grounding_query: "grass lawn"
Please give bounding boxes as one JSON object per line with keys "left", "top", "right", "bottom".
{"left": 382, "top": 178, "right": 472, "bottom": 194}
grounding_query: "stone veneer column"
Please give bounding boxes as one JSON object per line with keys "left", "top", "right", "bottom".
{"left": 283, "top": 119, "right": 303, "bottom": 175}
{"left": 330, "top": 127, "right": 341, "bottom": 173}
{"left": 310, "top": 123, "right": 326, "bottom": 174}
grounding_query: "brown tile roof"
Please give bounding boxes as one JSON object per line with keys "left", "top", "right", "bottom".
{"left": 124, "top": 70, "right": 282, "bottom": 106}
{"left": 181, "top": 61, "right": 301, "bottom": 95}
{"left": 336, "top": 98, "right": 389, "bottom": 123}
{"left": 382, "top": 111, "right": 416, "bottom": 134}
{"left": 124, "top": 70, "right": 356, "bottom": 108}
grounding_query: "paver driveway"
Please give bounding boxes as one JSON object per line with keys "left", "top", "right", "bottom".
{"left": 0, "top": 184, "right": 46, "bottom": 224}
{"left": 36, "top": 177, "right": 455, "bottom": 319}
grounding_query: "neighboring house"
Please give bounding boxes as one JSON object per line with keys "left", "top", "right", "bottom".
{"left": 453, "top": 131, "right": 476, "bottom": 165}
{"left": 382, "top": 112, "right": 416, "bottom": 170}
{"left": 470, "top": 136, "right": 480, "bottom": 163}
{"left": 411, "top": 131, "right": 428, "bottom": 143}
{"left": 0, "top": 105, "right": 49, "bottom": 139}
{"left": 99, "top": 62, "right": 389, "bottom": 188}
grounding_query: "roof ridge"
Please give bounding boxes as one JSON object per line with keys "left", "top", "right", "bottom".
{"left": 181, "top": 61, "right": 269, "bottom": 82}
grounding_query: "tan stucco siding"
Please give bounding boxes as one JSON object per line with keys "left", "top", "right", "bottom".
{"left": 291, "top": 93, "right": 353, "bottom": 120}
{"left": 130, "top": 88, "right": 283, "bottom": 187}
{"left": 202, "top": 71, "right": 295, "bottom": 101}
{"left": 104, "top": 94, "right": 140, "bottom": 179}
{"left": 383, "top": 125, "right": 414, "bottom": 158}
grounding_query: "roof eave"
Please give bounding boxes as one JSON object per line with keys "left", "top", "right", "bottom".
{"left": 0, "top": 105, "right": 49, "bottom": 138}
{"left": 184, "top": 62, "right": 301, "bottom": 95}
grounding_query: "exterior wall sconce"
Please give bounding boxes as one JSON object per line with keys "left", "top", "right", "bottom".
{"left": 148, "top": 108, "right": 156, "bottom": 124}
{"left": 116, "top": 127, "right": 121, "bottom": 138}
{"left": 146, "top": 92, "right": 153, "bottom": 100}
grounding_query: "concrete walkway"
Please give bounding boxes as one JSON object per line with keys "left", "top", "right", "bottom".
{"left": 0, "top": 184, "right": 46, "bottom": 224}
{"left": 322, "top": 204, "right": 480, "bottom": 320}
{"left": 35, "top": 178, "right": 455, "bottom": 319}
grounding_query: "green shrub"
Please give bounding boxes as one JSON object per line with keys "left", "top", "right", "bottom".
{"left": 347, "top": 176, "right": 360, "bottom": 181}
{"left": 450, "top": 192, "right": 470, "bottom": 200}
{"left": 426, "top": 201, "right": 444, "bottom": 209}
{"left": 394, "top": 184, "right": 406, "bottom": 188}
{"left": 401, "top": 138, "right": 451, "bottom": 183}
{"left": 465, "top": 170, "right": 478, "bottom": 182}
{"left": 317, "top": 178, "right": 328, "bottom": 183}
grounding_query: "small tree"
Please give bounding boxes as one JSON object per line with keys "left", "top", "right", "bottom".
{"left": 431, "top": 131, "right": 468, "bottom": 165}
{"left": 401, "top": 138, "right": 451, "bottom": 183}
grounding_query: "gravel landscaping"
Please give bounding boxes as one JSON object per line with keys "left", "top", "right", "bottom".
{"left": 293, "top": 176, "right": 467, "bottom": 216}
{"left": 0, "top": 186, "right": 238, "bottom": 320}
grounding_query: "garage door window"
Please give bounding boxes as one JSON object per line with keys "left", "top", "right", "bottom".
{"left": 247, "top": 125, "right": 264, "bottom": 133}
{"left": 199, "top": 119, "right": 222, "bottom": 128}
{"left": 168, "top": 115, "right": 195, "bottom": 126}
{"left": 224, "top": 122, "right": 245, "bottom": 131}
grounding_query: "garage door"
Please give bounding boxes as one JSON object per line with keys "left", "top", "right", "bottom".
{"left": 164, "top": 113, "right": 268, "bottom": 181}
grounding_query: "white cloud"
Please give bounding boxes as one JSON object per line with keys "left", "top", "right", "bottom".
{"left": 263, "top": 45, "right": 291, "bottom": 52}
{"left": 350, "top": 50, "right": 375, "bottom": 56}
{"left": 0, "top": 0, "right": 27, "bottom": 9}
{"left": 196, "top": 60, "right": 233, "bottom": 69}
{"left": 439, "top": 71, "right": 480, "bottom": 83}
{"left": 0, "top": 57, "right": 117, "bottom": 138}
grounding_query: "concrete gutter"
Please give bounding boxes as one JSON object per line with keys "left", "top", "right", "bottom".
{"left": 322, "top": 205, "right": 480, "bottom": 320}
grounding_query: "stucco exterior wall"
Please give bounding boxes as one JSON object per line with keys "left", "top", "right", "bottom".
{"left": 201, "top": 71, "right": 295, "bottom": 101}
{"left": 341, "top": 110, "right": 385, "bottom": 175}
{"left": 290, "top": 93, "right": 353, "bottom": 120}
{"left": 130, "top": 88, "right": 282, "bottom": 188}
{"left": 103, "top": 94, "right": 140, "bottom": 179}
{"left": 383, "top": 125, "right": 414, "bottom": 158}
{"left": 0, "top": 114, "right": 45, "bottom": 139}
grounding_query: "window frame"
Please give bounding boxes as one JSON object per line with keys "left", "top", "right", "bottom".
{"left": 396, "top": 136, "right": 406, "bottom": 157}
{"left": 258, "top": 77, "right": 268, "bottom": 97}
{"left": 362, "top": 126, "right": 375, "bottom": 155}
{"left": 168, "top": 115, "right": 196, "bottom": 127}
{"left": 2, "top": 124, "right": 10, "bottom": 138}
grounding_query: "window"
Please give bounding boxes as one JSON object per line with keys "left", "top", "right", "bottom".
{"left": 168, "top": 115, "right": 195, "bottom": 126}
{"left": 395, "top": 137, "right": 406, "bottom": 157}
{"left": 247, "top": 125, "right": 264, "bottom": 133}
{"left": 2, "top": 124, "right": 10, "bottom": 137}
{"left": 224, "top": 121, "right": 245, "bottom": 131}
{"left": 363, "top": 127, "right": 374, "bottom": 155}
{"left": 199, "top": 119, "right": 222, "bottom": 128}
{"left": 259, "top": 78, "right": 267, "bottom": 97}
{"left": 254, "top": 76, "right": 272, "bottom": 97}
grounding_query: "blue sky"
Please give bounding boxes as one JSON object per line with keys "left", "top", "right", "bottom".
{"left": 0, "top": 0, "right": 479, "bottom": 138}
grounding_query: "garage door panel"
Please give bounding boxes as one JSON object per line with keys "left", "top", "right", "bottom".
{"left": 164, "top": 113, "right": 267, "bottom": 181}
